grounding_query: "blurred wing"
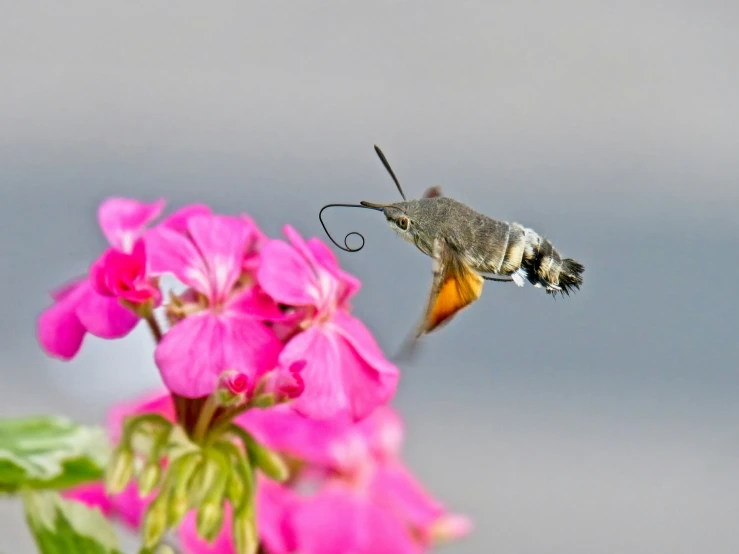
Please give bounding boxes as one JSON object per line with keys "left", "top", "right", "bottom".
{"left": 418, "top": 237, "right": 484, "bottom": 336}
{"left": 394, "top": 238, "right": 484, "bottom": 361}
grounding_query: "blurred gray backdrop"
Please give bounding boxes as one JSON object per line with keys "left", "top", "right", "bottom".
{"left": 2, "top": 1, "right": 738, "bottom": 553}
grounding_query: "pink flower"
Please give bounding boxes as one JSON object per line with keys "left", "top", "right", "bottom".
{"left": 235, "top": 405, "right": 472, "bottom": 554}
{"left": 222, "top": 371, "right": 250, "bottom": 395}
{"left": 291, "top": 485, "right": 422, "bottom": 554}
{"left": 37, "top": 198, "right": 166, "bottom": 360}
{"left": 257, "top": 225, "right": 399, "bottom": 421}
{"left": 63, "top": 481, "right": 154, "bottom": 530}
{"left": 90, "top": 238, "right": 161, "bottom": 305}
{"left": 146, "top": 214, "right": 282, "bottom": 398}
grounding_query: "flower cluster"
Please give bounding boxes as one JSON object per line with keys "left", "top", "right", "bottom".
{"left": 38, "top": 197, "right": 398, "bottom": 422}
{"left": 38, "top": 197, "right": 471, "bottom": 553}
{"left": 66, "top": 393, "right": 471, "bottom": 553}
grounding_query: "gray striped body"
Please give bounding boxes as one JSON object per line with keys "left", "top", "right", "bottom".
{"left": 383, "top": 196, "right": 583, "bottom": 295}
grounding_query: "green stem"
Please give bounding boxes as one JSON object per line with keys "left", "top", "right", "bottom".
{"left": 206, "top": 401, "right": 257, "bottom": 440}
{"left": 192, "top": 395, "right": 219, "bottom": 444}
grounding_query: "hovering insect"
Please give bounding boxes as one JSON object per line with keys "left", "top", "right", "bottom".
{"left": 319, "top": 145, "right": 584, "bottom": 352}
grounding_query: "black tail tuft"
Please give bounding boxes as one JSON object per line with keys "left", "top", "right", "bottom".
{"left": 555, "top": 258, "right": 584, "bottom": 297}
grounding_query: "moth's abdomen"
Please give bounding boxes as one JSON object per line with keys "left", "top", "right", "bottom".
{"left": 465, "top": 219, "right": 584, "bottom": 296}
{"left": 519, "top": 225, "right": 584, "bottom": 296}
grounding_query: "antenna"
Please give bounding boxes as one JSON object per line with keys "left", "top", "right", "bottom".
{"left": 374, "top": 145, "right": 407, "bottom": 201}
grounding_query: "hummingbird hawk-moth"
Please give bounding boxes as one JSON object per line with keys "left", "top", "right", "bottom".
{"left": 319, "top": 145, "right": 584, "bottom": 351}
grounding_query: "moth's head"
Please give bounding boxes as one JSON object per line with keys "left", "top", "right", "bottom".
{"left": 359, "top": 200, "right": 418, "bottom": 237}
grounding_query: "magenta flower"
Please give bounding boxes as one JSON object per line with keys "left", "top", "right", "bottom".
{"left": 257, "top": 225, "right": 399, "bottom": 421}
{"left": 282, "top": 407, "right": 472, "bottom": 554}
{"left": 37, "top": 198, "right": 166, "bottom": 360}
{"left": 222, "top": 371, "right": 250, "bottom": 395}
{"left": 90, "top": 238, "right": 161, "bottom": 305}
{"left": 229, "top": 405, "right": 473, "bottom": 554}
{"left": 146, "top": 214, "right": 282, "bottom": 398}
{"left": 64, "top": 481, "right": 154, "bottom": 531}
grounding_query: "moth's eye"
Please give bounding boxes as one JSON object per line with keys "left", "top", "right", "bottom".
{"left": 397, "top": 216, "right": 410, "bottom": 231}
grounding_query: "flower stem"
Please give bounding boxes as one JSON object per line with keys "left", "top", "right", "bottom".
{"left": 206, "top": 403, "right": 252, "bottom": 439}
{"left": 144, "top": 313, "right": 163, "bottom": 342}
{"left": 192, "top": 394, "right": 219, "bottom": 444}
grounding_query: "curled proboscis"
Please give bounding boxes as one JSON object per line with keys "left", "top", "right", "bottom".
{"left": 318, "top": 203, "right": 374, "bottom": 252}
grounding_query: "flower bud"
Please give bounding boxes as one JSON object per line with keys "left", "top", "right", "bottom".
{"left": 215, "top": 440, "right": 254, "bottom": 513}
{"left": 168, "top": 453, "right": 202, "bottom": 526}
{"left": 188, "top": 452, "right": 225, "bottom": 507}
{"left": 252, "top": 360, "right": 305, "bottom": 407}
{"left": 251, "top": 392, "right": 275, "bottom": 408}
{"left": 216, "top": 370, "right": 251, "bottom": 407}
{"left": 232, "top": 506, "right": 258, "bottom": 554}
{"left": 226, "top": 472, "right": 245, "bottom": 505}
{"left": 196, "top": 499, "right": 225, "bottom": 543}
{"left": 138, "top": 461, "right": 161, "bottom": 497}
{"left": 274, "top": 361, "right": 305, "bottom": 403}
{"left": 142, "top": 493, "right": 170, "bottom": 549}
{"left": 104, "top": 447, "right": 134, "bottom": 495}
{"left": 243, "top": 434, "right": 288, "bottom": 482}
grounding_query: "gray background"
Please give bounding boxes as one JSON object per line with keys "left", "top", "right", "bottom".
{"left": 2, "top": 1, "right": 738, "bottom": 553}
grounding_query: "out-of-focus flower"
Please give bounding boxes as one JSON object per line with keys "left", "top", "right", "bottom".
{"left": 146, "top": 214, "right": 282, "bottom": 398}
{"left": 231, "top": 404, "right": 472, "bottom": 554}
{"left": 90, "top": 238, "right": 161, "bottom": 305}
{"left": 223, "top": 371, "right": 250, "bottom": 396}
{"left": 257, "top": 225, "right": 399, "bottom": 421}
{"left": 37, "top": 198, "right": 211, "bottom": 360}
{"left": 64, "top": 480, "right": 155, "bottom": 530}
{"left": 37, "top": 198, "right": 165, "bottom": 359}
{"left": 43, "top": 196, "right": 469, "bottom": 554}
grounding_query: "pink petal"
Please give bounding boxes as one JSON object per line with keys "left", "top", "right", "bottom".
{"left": 424, "top": 513, "right": 474, "bottom": 543}
{"left": 282, "top": 225, "right": 320, "bottom": 267}
{"left": 61, "top": 482, "right": 114, "bottom": 517}
{"left": 292, "top": 485, "right": 421, "bottom": 554}
{"left": 89, "top": 241, "right": 154, "bottom": 303}
{"left": 237, "top": 405, "right": 345, "bottom": 468}
{"left": 158, "top": 204, "right": 212, "bottom": 234}
{"left": 226, "top": 286, "right": 288, "bottom": 322}
{"left": 144, "top": 226, "right": 211, "bottom": 293}
{"left": 50, "top": 275, "right": 88, "bottom": 301}
{"left": 280, "top": 324, "right": 397, "bottom": 422}
{"left": 330, "top": 311, "right": 400, "bottom": 398}
{"left": 356, "top": 406, "right": 405, "bottom": 461}
{"left": 75, "top": 283, "right": 140, "bottom": 339}
{"left": 98, "top": 197, "right": 165, "bottom": 252}
{"left": 257, "top": 240, "right": 318, "bottom": 307}
{"left": 62, "top": 481, "right": 154, "bottom": 532}
{"left": 154, "top": 311, "right": 281, "bottom": 398}
{"left": 110, "top": 482, "right": 155, "bottom": 529}
{"left": 256, "top": 477, "right": 301, "bottom": 554}
{"left": 370, "top": 462, "right": 446, "bottom": 530}
{"left": 37, "top": 280, "right": 88, "bottom": 360}
{"left": 186, "top": 215, "right": 252, "bottom": 304}
{"left": 240, "top": 214, "right": 267, "bottom": 246}
{"left": 307, "top": 237, "right": 361, "bottom": 304}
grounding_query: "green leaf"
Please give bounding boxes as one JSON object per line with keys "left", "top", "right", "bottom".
{"left": 22, "top": 489, "right": 124, "bottom": 554}
{"left": 0, "top": 416, "right": 110, "bottom": 493}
